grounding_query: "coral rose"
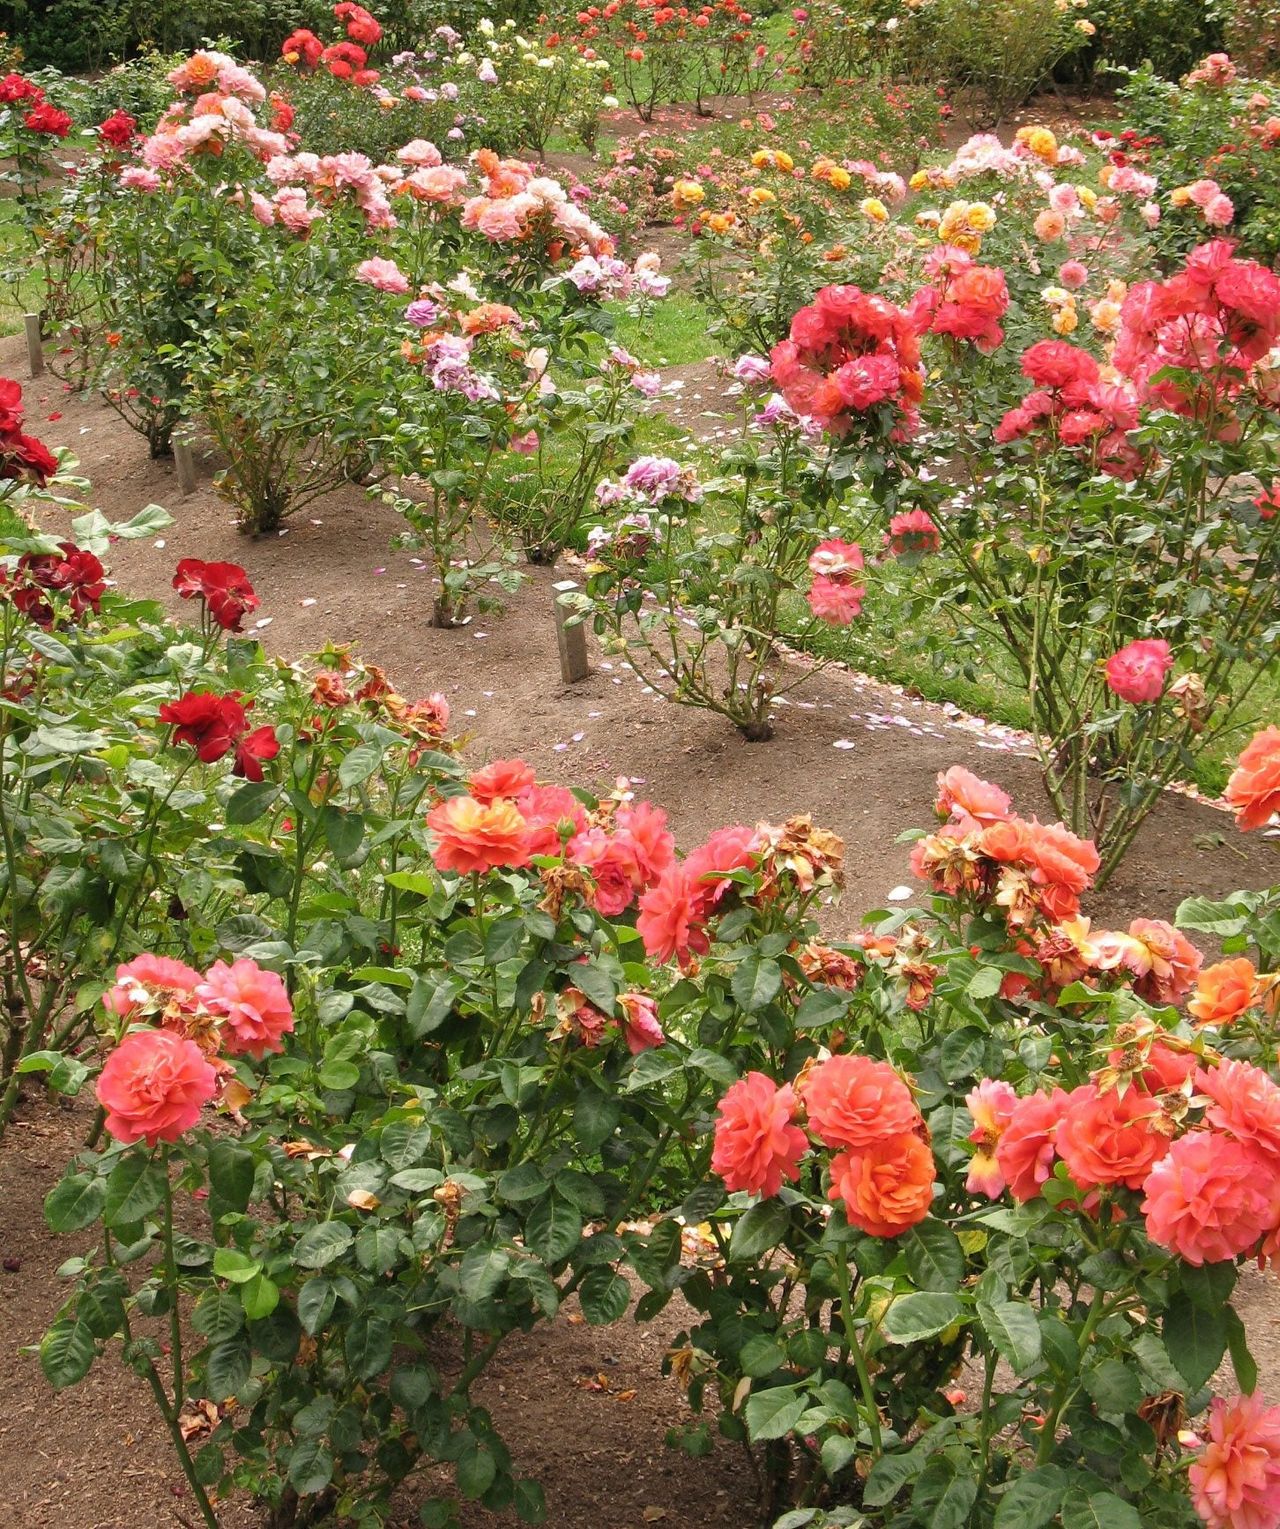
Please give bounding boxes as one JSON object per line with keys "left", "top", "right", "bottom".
{"left": 427, "top": 794, "right": 531, "bottom": 874}
{"left": 828, "top": 1132, "right": 935, "bottom": 1236}
{"left": 196, "top": 958, "right": 294, "bottom": 1059}
{"left": 617, "top": 991, "right": 665, "bottom": 1054}
{"left": 801, "top": 1053, "right": 920, "bottom": 1150}
{"left": 1190, "top": 1393, "right": 1280, "bottom": 1529}
{"left": 1142, "top": 1131, "right": 1280, "bottom": 1265}
{"left": 103, "top": 954, "right": 203, "bottom": 1018}
{"left": 711, "top": 1072, "right": 807, "bottom": 1197}
{"left": 636, "top": 867, "right": 705, "bottom": 966}
{"left": 1056, "top": 1083, "right": 1169, "bottom": 1191}
{"left": 1189, "top": 958, "right": 1259, "bottom": 1027}
{"left": 96, "top": 1028, "right": 218, "bottom": 1145}
{"left": 1104, "top": 637, "right": 1173, "bottom": 704}
{"left": 1225, "top": 727, "right": 1280, "bottom": 831}
{"left": 1126, "top": 918, "right": 1203, "bottom": 1005}
{"left": 469, "top": 757, "right": 537, "bottom": 803}
{"left": 995, "top": 1088, "right": 1069, "bottom": 1201}
{"left": 1200, "top": 1059, "right": 1280, "bottom": 1168}
{"left": 935, "top": 765, "right": 1011, "bottom": 828}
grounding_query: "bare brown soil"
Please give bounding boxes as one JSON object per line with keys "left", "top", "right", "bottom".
{"left": 1, "top": 269, "right": 1278, "bottom": 1529}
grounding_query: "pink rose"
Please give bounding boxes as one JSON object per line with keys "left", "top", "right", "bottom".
{"left": 196, "top": 958, "right": 294, "bottom": 1059}
{"left": 96, "top": 1029, "right": 218, "bottom": 1145}
{"left": 1104, "top": 638, "right": 1173, "bottom": 703}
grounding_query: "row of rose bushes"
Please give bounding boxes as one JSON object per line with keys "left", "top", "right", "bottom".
{"left": 7, "top": 29, "right": 1279, "bottom": 887}
{"left": 4, "top": 418, "right": 1280, "bottom": 1527}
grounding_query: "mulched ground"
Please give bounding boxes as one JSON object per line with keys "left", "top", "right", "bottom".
{"left": 2, "top": 168, "right": 1278, "bottom": 1527}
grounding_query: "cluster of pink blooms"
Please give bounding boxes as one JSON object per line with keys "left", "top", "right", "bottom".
{"left": 1186, "top": 52, "right": 1238, "bottom": 88}
{"left": 907, "top": 247, "right": 1010, "bottom": 354}
{"left": 769, "top": 284, "right": 925, "bottom": 438}
{"left": 95, "top": 953, "right": 293, "bottom": 1144}
{"left": 1111, "top": 240, "right": 1280, "bottom": 429}
{"left": 805, "top": 537, "right": 865, "bottom": 625}
{"left": 1170, "top": 177, "right": 1235, "bottom": 229}
{"left": 133, "top": 54, "right": 288, "bottom": 173}
{"left": 712, "top": 1055, "right": 935, "bottom": 1237}
{"left": 994, "top": 338, "right": 1144, "bottom": 479}
{"left": 265, "top": 149, "right": 398, "bottom": 230}
{"left": 596, "top": 455, "right": 704, "bottom": 508}
{"left": 964, "top": 1039, "right": 1280, "bottom": 1275}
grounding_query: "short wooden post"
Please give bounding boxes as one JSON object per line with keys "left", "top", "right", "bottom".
{"left": 23, "top": 314, "right": 43, "bottom": 379}
{"left": 173, "top": 431, "right": 197, "bottom": 496}
{"left": 553, "top": 579, "right": 589, "bottom": 684}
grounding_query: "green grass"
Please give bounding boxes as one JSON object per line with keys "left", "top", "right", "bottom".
{"left": 0, "top": 200, "right": 44, "bottom": 338}
{"left": 608, "top": 292, "right": 721, "bottom": 369}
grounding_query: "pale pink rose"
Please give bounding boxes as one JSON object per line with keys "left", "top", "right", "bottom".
{"left": 355, "top": 257, "right": 410, "bottom": 294}
{"left": 1058, "top": 260, "right": 1088, "bottom": 290}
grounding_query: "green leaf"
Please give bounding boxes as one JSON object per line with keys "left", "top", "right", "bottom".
{"left": 902, "top": 1218, "right": 965, "bottom": 1292}
{"left": 967, "top": 966, "right": 1004, "bottom": 1000}
{"left": 743, "top": 1386, "right": 808, "bottom": 1442}
{"left": 457, "top": 1441, "right": 498, "bottom": 1500}
{"left": 912, "top": 1456, "right": 978, "bottom": 1529}
{"left": 205, "top": 1337, "right": 252, "bottom": 1398}
{"left": 380, "top": 1121, "right": 433, "bottom": 1171}
{"left": 578, "top": 1268, "right": 630, "bottom": 1326}
{"left": 731, "top": 951, "right": 782, "bottom": 1013}
{"left": 294, "top": 1222, "right": 354, "bottom": 1270}
{"left": 337, "top": 742, "right": 383, "bottom": 788}
{"left": 45, "top": 1173, "right": 105, "bottom": 1233}
{"left": 1175, "top": 895, "right": 1248, "bottom": 938}
{"left": 212, "top": 1247, "right": 260, "bottom": 1284}
{"left": 525, "top": 1197, "right": 581, "bottom": 1265}
{"left": 240, "top": 1273, "right": 280, "bottom": 1321}
{"left": 40, "top": 1319, "right": 95, "bottom": 1389}
{"left": 881, "top": 1292, "right": 962, "bottom": 1344}
{"left": 322, "top": 805, "right": 365, "bottom": 862}
{"left": 1083, "top": 1358, "right": 1143, "bottom": 1416}
{"left": 1163, "top": 1292, "right": 1226, "bottom": 1390}
{"left": 207, "top": 1141, "right": 255, "bottom": 1216}
{"left": 728, "top": 1199, "right": 790, "bottom": 1263}
{"left": 458, "top": 1246, "right": 510, "bottom": 1302}
{"left": 740, "top": 1334, "right": 786, "bottom": 1378}
{"left": 1226, "top": 1307, "right": 1258, "bottom": 1396}
{"left": 193, "top": 1289, "right": 245, "bottom": 1344}
{"left": 977, "top": 1299, "right": 1042, "bottom": 1373}
{"left": 573, "top": 961, "right": 617, "bottom": 1016}
{"left": 345, "top": 1311, "right": 393, "bottom": 1380}
{"left": 297, "top": 1278, "right": 336, "bottom": 1336}
{"left": 994, "top": 1466, "right": 1070, "bottom": 1529}
{"left": 862, "top": 1449, "right": 923, "bottom": 1508}
{"left": 1060, "top": 1490, "right": 1143, "bottom": 1529}
{"left": 103, "top": 1154, "right": 165, "bottom": 1229}
{"left": 573, "top": 1088, "right": 621, "bottom": 1152}
{"left": 513, "top": 1480, "right": 547, "bottom": 1524}
{"left": 225, "top": 781, "right": 279, "bottom": 825}
{"left": 288, "top": 1438, "right": 333, "bottom": 1496}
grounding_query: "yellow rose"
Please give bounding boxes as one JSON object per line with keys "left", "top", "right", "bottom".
{"left": 1170, "top": 184, "right": 1193, "bottom": 208}
{"left": 1078, "top": 185, "right": 1098, "bottom": 210}
{"left": 966, "top": 201, "right": 996, "bottom": 232}
{"left": 774, "top": 150, "right": 795, "bottom": 173}
{"left": 1052, "top": 307, "right": 1079, "bottom": 334}
{"left": 1016, "top": 125, "right": 1059, "bottom": 163}
{"left": 909, "top": 169, "right": 929, "bottom": 191}
{"left": 859, "top": 196, "right": 889, "bottom": 222}
{"left": 672, "top": 179, "right": 705, "bottom": 210}
{"left": 747, "top": 186, "right": 776, "bottom": 205}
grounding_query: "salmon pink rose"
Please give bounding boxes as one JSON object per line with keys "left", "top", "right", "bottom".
{"left": 96, "top": 1028, "right": 218, "bottom": 1145}
{"left": 355, "top": 256, "right": 410, "bottom": 294}
{"left": 1199, "top": 1058, "right": 1280, "bottom": 1167}
{"left": 1225, "top": 727, "right": 1280, "bottom": 831}
{"left": 1141, "top": 1131, "right": 1280, "bottom": 1265}
{"left": 1055, "top": 1083, "right": 1169, "bottom": 1190}
{"left": 617, "top": 991, "right": 665, "bottom": 1054}
{"left": 995, "top": 1088, "right": 1069, "bottom": 1201}
{"left": 427, "top": 794, "right": 531, "bottom": 874}
{"left": 711, "top": 1072, "right": 807, "bottom": 1197}
{"left": 1190, "top": 1392, "right": 1280, "bottom": 1529}
{"left": 469, "top": 757, "right": 536, "bottom": 803}
{"left": 636, "top": 867, "right": 706, "bottom": 966}
{"left": 935, "top": 764, "right": 1011, "bottom": 828}
{"left": 802, "top": 1053, "right": 920, "bottom": 1150}
{"left": 828, "top": 1132, "right": 935, "bottom": 1236}
{"left": 197, "top": 958, "right": 294, "bottom": 1059}
{"left": 1104, "top": 637, "right": 1173, "bottom": 704}
{"left": 103, "top": 954, "right": 203, "bottom": 1018}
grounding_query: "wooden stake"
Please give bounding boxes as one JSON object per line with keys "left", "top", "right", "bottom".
{"left": 23, "top": 314, "right": 43, "bottom": 378}
{"left": 173, "top": 432, "right": 197, "bottom": 496}
{"left": 553, "top": 579, "right": 589, "bottom": 684}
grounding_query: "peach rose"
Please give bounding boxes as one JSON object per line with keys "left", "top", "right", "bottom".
{"left": 427, "top": 794, "right": 531, "bottom": 875}
{"left": 801, "top": 1053, "right": 920, "bottom": 1150}
{"left": 1189, "top": 958, "right": 1259, "bottom": 1027}
{"left": 828, "top": 1132, "right": 935, "bottom": 1236}
{"left": 1199, "top": 1058, "right": 1280, "bottom": 1167}
{"left": 103, "top": 954, "right": 203, "bottom": 1018}
{"left": 196, "top": 958, "right": 294, "bottom": 1059}
{"left": 1055, "top": 1083, "right": 1169, "bottom": 1191}
{"left": 1190, "top": 1393, "right": 1280, "bottom": 1529}
{"left": 96, "top": 1028, "right": 218, "bottom": 1145}
{"left": 711, "top": 1072, "right": 807, "bottom": 1197}
{"left": 935, "top": 765, "right": 1011, "bottom": 828}
{"left": 1225, "top": 726, "right": 1280, "bottom": 830}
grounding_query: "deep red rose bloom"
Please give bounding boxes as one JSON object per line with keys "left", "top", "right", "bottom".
{"left": 158, "top": 690, "right": 249, "bottom": 763}
{"left": 233, "top": 724, "right": 281, "bottom": 782}
{"left": 16, "top": 542, "right": 105, "bottom": 619}
{"left": 0, "top": 378, "right": 24, "bottom": 432}
{"left": 24, "top": 102, "right": 72, "bottom": 137}
{"left": 0, "top": 73, "right": 43, "bottom": 105}
{"left": 97, "top": 110, "right": 137, "bottom": 148}
{"left": 172, "top": 557, "right": 259, "bottom": 631}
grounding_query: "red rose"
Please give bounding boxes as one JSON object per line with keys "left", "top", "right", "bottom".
{"left": 15, "top": 542, "right": 105, "bottom": 620}
{"left": 158, "top": 690, "right": 250, "bottom": 763}
{"left": 172, "top": 557, "right": 259, "bottom": 631}
{"left": 0, "top": 72, "right": 42, "bottom": 105}
{"left": 24, "top": 102, "right": 72, "bottom": 137}
{"left": 97, "top": 110, "right": 137, "bottom": 148}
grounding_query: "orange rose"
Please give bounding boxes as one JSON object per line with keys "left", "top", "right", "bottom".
{"left": 1225, "top": 726, "right": 1280, "bottom": 830}
{"left": 829, "top": 1132, "right": 935, "bottom": 1236}
{"left": 801, "top": 1053, "right": 919, "bottom": 1149}
{"left": 1055, "top": 1083, "right": 1169, "bottom": 1191}
{"left": 1189, "top": 958, "right": 1259, "bottom": 1026}
{"left": 426, "top": 794, "right": 531, "bottom": 875}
